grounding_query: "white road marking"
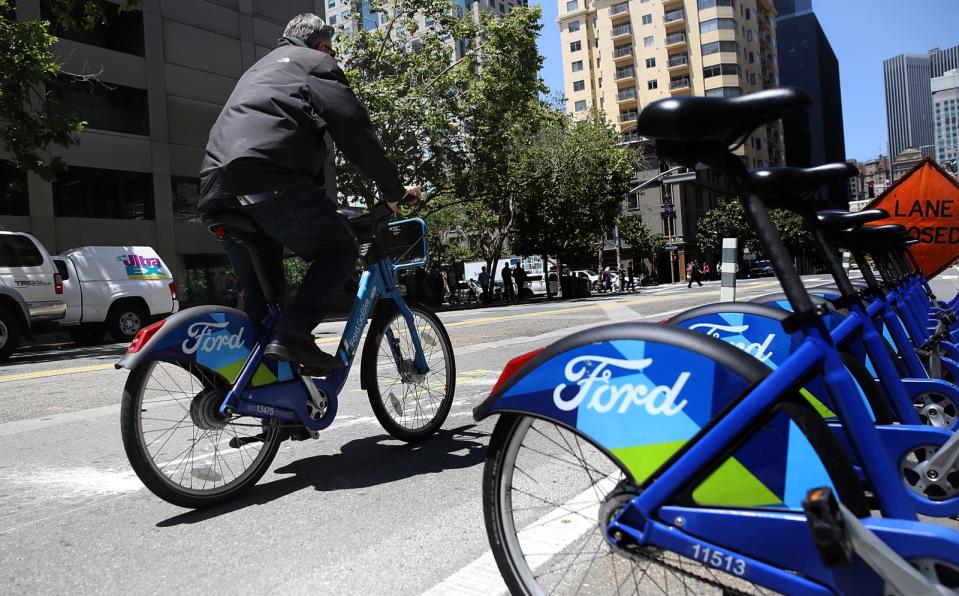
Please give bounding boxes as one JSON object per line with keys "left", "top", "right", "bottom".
{"left": 421, "top": 476, "right": 618, "bottom": 595}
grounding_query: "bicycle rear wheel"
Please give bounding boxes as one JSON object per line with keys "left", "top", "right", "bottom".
{"left": 120, "top": 359, "right": 283, "bottom": 508}
{"left": 362, "top": 302, "right": 455, "bottom": 441}
{"left": 483, "top": 414, "right": 776, "bottom": 595}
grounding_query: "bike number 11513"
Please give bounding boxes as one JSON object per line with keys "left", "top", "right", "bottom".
{"left": 690, "top": 544, "right": 747, "bottom": 576}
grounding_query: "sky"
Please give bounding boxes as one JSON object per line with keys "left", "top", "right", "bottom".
{"left": 531, "top": 0, "right": 959, "bottom": 162}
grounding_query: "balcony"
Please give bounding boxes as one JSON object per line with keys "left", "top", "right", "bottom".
{"left": 616, "top": 87, "right": 637, "bottom": 104}
{"left": 610, "top": 2, "right": 629, "bottom": 19}
{"left": 666, "top": 53, "right": 689, "bottom": 71}
{"left": 614, "top": 66, "right": 636, "bottom": 81}
{"left": 613, "top": 45, "right": 633, "bottom": 63}
{"left": 611, "top": 23, "right": 632, "bottom": 39}
{"left": 662, "top": 0, "right": 683, "bottom": 8}
{"left": 669, "top": 76, "right": 691, "bottom": 94}
{"left": 663, "top": 8, "right": 685, "bottom": 30}
{"left": 618, "top": 110, "right": 639, "bottom": 123}
{"left": 620, "top": 131, "right": 641, "bottom": 144}
{"left": 664, "top": 31, "right": 687, "bottom": 48}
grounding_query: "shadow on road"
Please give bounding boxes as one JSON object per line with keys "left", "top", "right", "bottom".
{"left": 1, "top": 343, "right": 128, "bottom": 367}
{"left": 156, "top": 424, "right": 486, "bottom": 527}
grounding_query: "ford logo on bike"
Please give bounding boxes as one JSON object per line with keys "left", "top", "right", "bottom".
{"left": 687, "top": 322, "right": 776, "bottom": 363}
{"left": 181, "top": 321, "right": 245, "bottom": 355}
{"left": 553, "top": 355, "right": 690, "bottom": 416}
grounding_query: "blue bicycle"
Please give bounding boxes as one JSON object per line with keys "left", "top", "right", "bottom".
{"left": 118, "top": 202, "right": 455, "bottom": 508}
{"left": 475, "top": 89, "right": 959, "bottom": 594}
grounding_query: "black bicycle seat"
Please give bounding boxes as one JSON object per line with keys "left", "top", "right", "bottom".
{"left": 836, "top": 224, "right": 912, "bottom": 251}
{"left": 817, "top": 209, "right": 890, "bottom": 232}
{"left": 750, "top": 164, "right": 858, "bottom": 210}
{"left": 203, "top": 209, "right": 259, "bottom": 239}
{"left": 636, "top": 88, "right": 812, "bottom": 147}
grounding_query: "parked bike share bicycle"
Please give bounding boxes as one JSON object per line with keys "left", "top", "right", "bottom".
{"left": 475, "top": 88, "right": 959, "bottom": 594}
{"left": 118, "top": 200, "right": 455, "bottom": 508}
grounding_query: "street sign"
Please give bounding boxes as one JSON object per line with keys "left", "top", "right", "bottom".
{"left": 664, "top": 244, "right": 679, "bottom": 251}
{"left": 865, "top": 158, "right": 959, "bottom": 278}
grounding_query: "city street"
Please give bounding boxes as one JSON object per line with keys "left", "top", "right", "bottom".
{"left": 1, "top": 274, "right": 957, "bottom": 595}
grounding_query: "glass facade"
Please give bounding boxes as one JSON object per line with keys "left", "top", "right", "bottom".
{"left": 52, "top": 166, "right": 154, "bottom": 220}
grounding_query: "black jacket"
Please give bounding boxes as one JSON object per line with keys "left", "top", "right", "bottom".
{"left": 199, "top": 37, "right": 404, "bottom": 210}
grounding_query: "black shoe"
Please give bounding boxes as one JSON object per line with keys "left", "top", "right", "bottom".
{"left": 264, "top": 331, "right": 343, "bottom": 369}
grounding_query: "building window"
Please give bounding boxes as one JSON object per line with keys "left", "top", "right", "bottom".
{"left": 699, "top": 18, "right": 736, "bottom": 33}
{"left": 644, "top": 35, "right": 654, "bottom": 47}
{"left": 641, "top": 14, "right": 652, "bottom": 24}
{"left": 703, "top": 63, "right": 740, "bottom": 78}
{"left": 570, "top": 40, "right": 582, "bottom": 52}
{"left": 750, "top": 72, "right": 757, "bottom": 85}
{"left": 574, "top": 100, "right": 587, "bottom": 111}
{"left": 328, "top": 15, "right": 337, "bottom": 24}
{"left": 702, "top": 40, "right": 738, "bottom": 55}
{"left": 746, "top": 29, "right": 753, "bottom": 42}
{"left": 744, "top": 7, "right": 752, "bottom": 19}
{"left": 705, "top": 86, "right": 742, "bottom": 97}
{"left": 697, "top": 0, "right": 734, "bottom": 8}
{"left": 568, "top": 20, "right": 580, "bottom": 32}
{"left": 571, "top": 60, "right": 583, "bottom": 72}
{"left": 52, "top": 166, "right": 154, "bottom": 220}
{"left": 566, "top": 0, "right": 578, "bottom": 11}
{"left": 645, "top": 57, "right": 656, "bottom": 68}
{"left": 647, "top": 79, "right": 658, "bottom": 90}
{"left": 172, "top": 176, "right": 202, "bottom": 223}
{"left": 53, "top": 77, "right": 150, "bottom": 136}
{"left": 573, "top": 80, "right": 585, "bottom": 91}
{"left": 0, "top": 160, "right": 28, "bottom": 216}
{"left": 41, "top": 0, "right": 145, "bottom": 56}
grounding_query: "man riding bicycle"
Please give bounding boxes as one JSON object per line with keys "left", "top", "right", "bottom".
{"left": 199, "top": 13, "right": 420, "bottom": 369}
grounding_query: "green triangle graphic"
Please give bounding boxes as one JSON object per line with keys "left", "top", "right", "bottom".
{"left": 612, "top": 440, "right": 687, "bottom": 484}
{"left": 216, "top": 361, "right": 278, "bottom": 387}
{"left": 800, "top": 387, "right": 837, "bottom": 419}
{"left": 692, "top": 456, "right": 784, "bottom": 508}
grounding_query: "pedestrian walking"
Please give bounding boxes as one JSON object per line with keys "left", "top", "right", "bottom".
{"left": 702, "top": 262, "right": 710, "bottom": 281}
{"left": 478, "top": 266, "right": 490, "bottom": 302}
{"left": 687, "top": 260, "right": 703, "bottom": 288}
{"left": 447, "top": 267, "right": 459, "bottom": 304}
{"left": 502, "top": 263, "right": 515, "bottom": 301}
{"left": 602, "top": 267, "right": 613, "bottom": 293}
{"left": 626, "top": 264, "right": 635, "bottom": 292}
{"left": 618, "top": 266, "right": 626, "bottom": 292}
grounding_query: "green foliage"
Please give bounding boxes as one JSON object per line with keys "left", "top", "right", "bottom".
{"left": 617, "top": 214, "right": 666, "bottom": 262}
{"left": 511, "top": 111, "right": 634, "bottom": 267}
{"left": 696, "top": 199, "right": 818, "bottom": 263}
{"left": 0, "top": 0, "right": 141, "bottom": 179}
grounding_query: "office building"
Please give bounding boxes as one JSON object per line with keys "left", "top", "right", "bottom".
{"left": 848, "top": 155, "right": 890, "bottom": 205}
{"left": 0, "top": 1, "right": 340, "bottom": 303}
{"left": 932, "top": 68, "right": 959, "bottom": 171}
{"left": 931, "top": 45, "right": 959, "bottom": 78}
{"left": 883, "top": 51, "right": 937, "bottom": 161}
{"left": 773, "top": 0, "right": 847, "bottom": 206}
{"left": 558, "top": 0, "right": 782, "bottom": 277}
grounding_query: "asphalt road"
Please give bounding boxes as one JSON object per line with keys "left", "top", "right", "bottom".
{"left": 0, "top": 274, "right": 956, "bottom": 594}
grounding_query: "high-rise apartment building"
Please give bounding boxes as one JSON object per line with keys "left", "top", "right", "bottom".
{"left": 932, "top": 68, "right": 959, "bottom": 170}
{"left": 559, "top": 0, "right": 783, "bottom": 169}
{"left": 0, "top": 0, "right": 327, "bottom": 304}
{"left": 773, "top": 0, "right": 846, "bottom": 206}
{"left": 883, "top": 53, "right": 934, "bottom": 161}
{"left": 558, "top": 0, "right": 782, "bottom": 278}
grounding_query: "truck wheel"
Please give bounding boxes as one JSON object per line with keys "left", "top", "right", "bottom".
{"left": 0, "top": 308, "right": 22, "bottom": 362}
{"left": 69, "top": 324, "right": 105, "bottom": 346}
{"left": 107, "top": 303, "right": 147, "bottom": 343}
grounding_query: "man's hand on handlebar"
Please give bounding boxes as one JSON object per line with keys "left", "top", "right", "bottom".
{"left": 387, "top": 186, "right": 422, "bottom": 214}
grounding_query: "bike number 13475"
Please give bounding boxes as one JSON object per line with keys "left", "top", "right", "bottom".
{"left": 690, "top": 544, "right": 747, "bottom": 576}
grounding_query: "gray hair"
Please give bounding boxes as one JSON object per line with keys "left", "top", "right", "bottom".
{"left": 283, "top": 13, "right": 334, "bottom": 48}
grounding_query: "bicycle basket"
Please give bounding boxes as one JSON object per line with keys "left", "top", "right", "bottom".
{"left": 386, "top": 218, "right": 428, "bottom": 270}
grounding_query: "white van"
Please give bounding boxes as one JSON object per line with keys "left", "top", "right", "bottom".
{"left": 54, "top": 246, "right": 179, "bottom": 343}
{"left": 0, "top": 231, "right": 67, "bottom": 360}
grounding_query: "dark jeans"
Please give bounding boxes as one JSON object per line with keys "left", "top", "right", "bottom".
{"left": 211, "top": 186, "right": 359, "bottom": 339}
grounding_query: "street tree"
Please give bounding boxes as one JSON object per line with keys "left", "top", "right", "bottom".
{"left": 617, "top": 214, "right": 666, "bottom": 276}
{"left": 697, "top": 198, "right": 818, "bottom": 268}
{"left": 510, "top": 110, "right": 634, "bottom": 292}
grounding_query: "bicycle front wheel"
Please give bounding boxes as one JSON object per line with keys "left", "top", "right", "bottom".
{"left": 120, "top": 359, "right": 283, "bottom": 508}
{"left": 483, "top": 414, "right": 776, "bottom": 595}
{"left": 362, "top": 302, "right": 455, "bottom": 442}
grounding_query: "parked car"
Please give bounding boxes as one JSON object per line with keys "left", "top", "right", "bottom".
{"left": 573, "top": 269, "right": 620, "bottom": 290}
{"left": 748, "top": 259, "right": 775, "bottom": 278}
{"left": 0, "top": 230, "right": 66, "bottom": 361}
{"left": 53, "top": 246, "right": 179, "bottom": 343}
{"left": 522, "top": 272, "right": 559, "bottom": 298}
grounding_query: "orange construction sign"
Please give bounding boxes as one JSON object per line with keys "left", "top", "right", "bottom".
{"left": 865, "top": 158, "right": 959, "bottom": 279}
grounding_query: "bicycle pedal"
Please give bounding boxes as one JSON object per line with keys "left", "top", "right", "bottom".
{"left": 802, "top": 487, "right": 853, "bottom": 566}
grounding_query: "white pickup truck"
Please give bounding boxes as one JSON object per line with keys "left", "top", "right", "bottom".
{"left": 0, "top": 231, "right": 67, "bottom": 361}
{"left": 53, "top": 246, "right": 179, "bottom": 343}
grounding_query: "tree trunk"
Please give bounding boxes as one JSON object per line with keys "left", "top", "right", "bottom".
{"left": 543, "top": 254, "right": 552, "bottom": 299}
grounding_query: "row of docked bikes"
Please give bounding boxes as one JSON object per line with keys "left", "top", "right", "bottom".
{"left": 116, "top": 88, "right": 959, "bottom": 594}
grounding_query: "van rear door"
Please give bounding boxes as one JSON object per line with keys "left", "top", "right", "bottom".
{"left": 53, "top": 257, "right": 83, "bottom": 324}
